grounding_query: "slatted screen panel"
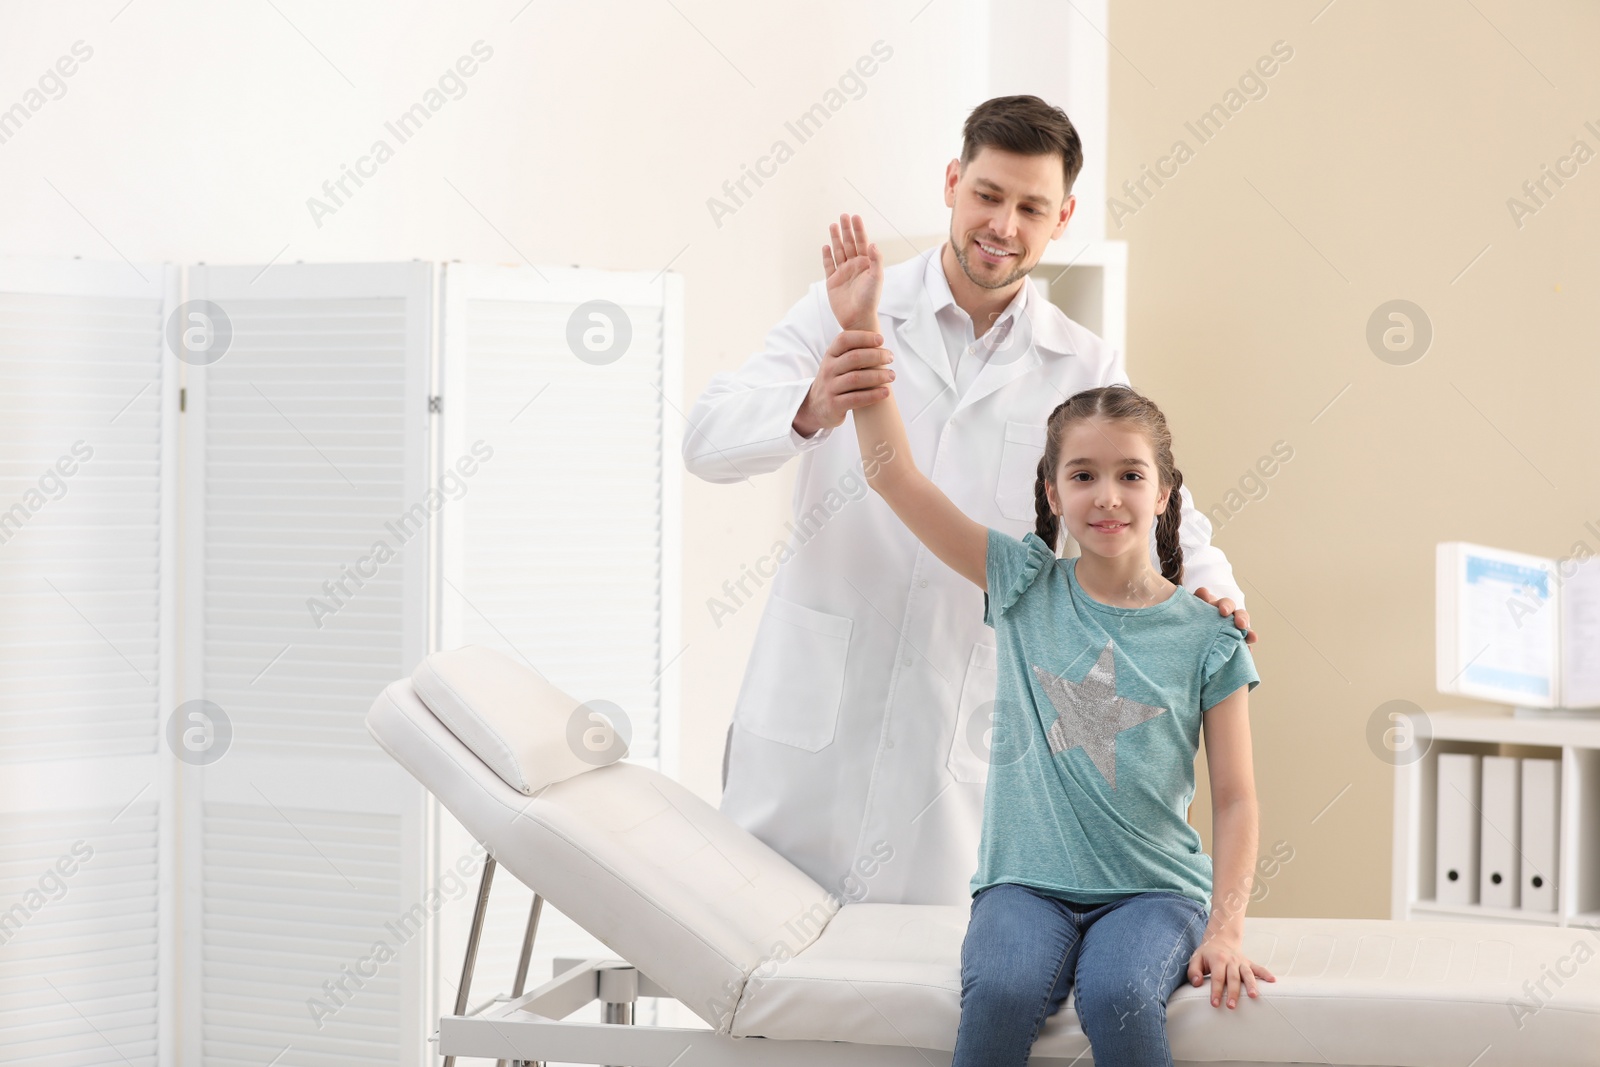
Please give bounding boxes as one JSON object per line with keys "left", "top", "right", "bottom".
{"left": 198, "top": 803, "right": 402, "bottom": 1065}
{"left": 441, "top": 264, "right": 680, "bottom": 762}
{"left": 185, "top": 263, "right": 433, "bottom": 1067}
{"left": 196, "top": 285, "right": 420, "bottom": 754}
{"left": 436, "top": 264, "right": 684, "bottom": 1054}
{"left": 0, "top": 260, "right": 173, "bottom": 1066}
{"left": 0, "top": 801, "right": 164, "bottom": 1063}
{"left": 0, "top": 277, "right": 167, "bottom": 761}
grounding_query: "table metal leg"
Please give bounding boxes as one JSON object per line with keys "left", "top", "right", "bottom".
{"left": 443, "top": 855, "right": 496, "bottom": 1067}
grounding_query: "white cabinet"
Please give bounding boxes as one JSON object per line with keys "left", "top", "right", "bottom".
{"left": 1392, "top": 708, "right": 1600, "bottom": 928}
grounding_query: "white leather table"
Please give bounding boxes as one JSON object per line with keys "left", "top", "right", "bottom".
{"left": 367, "top": 647, "right": 1600, "bottom": 1066}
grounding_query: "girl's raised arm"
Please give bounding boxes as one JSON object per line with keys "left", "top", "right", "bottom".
{"left": 823, "top": 215, "right": 988, "bottom": 591}
{"left": 847, "top": 328, "right": 988, "bottom": 591}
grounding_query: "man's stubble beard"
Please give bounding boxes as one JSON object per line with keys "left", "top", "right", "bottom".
{"left": 949, "top": 227, "right": 1034, "bottom": 291}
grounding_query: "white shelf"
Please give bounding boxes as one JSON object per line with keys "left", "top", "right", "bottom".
{"left": 1408, "top": 900, "right": 1558, "bottom": 925}
{"left": 1034, "top": 234, "right": 1128, "bottom": 268}
{"left": 1420, "top": 707, "right": 1600, "bottom": 748}
{"left": 1035, "top": 237, "right": 1125, "bottom": 359}
{"left": 1393, "top": 706, "right": 1600, "bottom": 929}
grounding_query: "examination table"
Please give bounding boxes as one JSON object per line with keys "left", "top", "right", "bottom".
{"left": 366, "top": 645, "right": 1600, "bottom": 1066}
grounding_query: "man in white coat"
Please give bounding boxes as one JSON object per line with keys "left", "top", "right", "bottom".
{"left": 682, "top": 95, "right": 1255, "bottom": 907}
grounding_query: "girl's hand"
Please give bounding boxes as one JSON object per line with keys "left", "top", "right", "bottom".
{"left": 1187, "top": 933, "right": 1276, "bottom": 1009}
{"left": 822, "top": 213, "right": 884, "bottom": 332}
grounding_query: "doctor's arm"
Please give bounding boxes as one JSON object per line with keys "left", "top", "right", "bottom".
{"left": 681, "top": 283, "right": 896, "bottom": 485}
{"left": 1175, "top": 486, "right": 1256, "bottom": 644}
{"left": 841, "top": 325, "right": 989, "bottom": 591}
{"left": 680, "top": 286, "right": 833, "bottom": 484}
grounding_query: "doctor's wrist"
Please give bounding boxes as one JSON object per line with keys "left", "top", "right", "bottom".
{"left": 792, "top": 393, "right": 825, "bottom": 437}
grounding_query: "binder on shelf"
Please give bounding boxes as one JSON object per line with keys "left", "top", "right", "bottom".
{"left": 1436, "top": 541, "right": 1600, "bottom": 709}
{"left": 1436, "top": 752, "right": 1481, "bottom": 906}
{"left": 1519, "top": 757, "right": 1560, "bottom": 913}
{"left": 1479, "top": 755, "right": 1520, "bottom": 909}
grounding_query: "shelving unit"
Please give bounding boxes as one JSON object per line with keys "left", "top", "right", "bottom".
{"left": 1392, "top": 707, "right": 1600, "bottom": 927}
{"left": 1033, "top": 236, "right": 1129, "bottom": 360}
{"left": 905, "top": 236, "right": 1129, "bottom": 362}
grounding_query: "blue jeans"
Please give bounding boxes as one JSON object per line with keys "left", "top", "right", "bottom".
{"left": 952, "top": 882, "right": 1209, "bottom": 1067}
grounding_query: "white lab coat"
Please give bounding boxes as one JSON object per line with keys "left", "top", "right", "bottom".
{"left": 683, "top": 246, "right": 1243, "bottom": 906}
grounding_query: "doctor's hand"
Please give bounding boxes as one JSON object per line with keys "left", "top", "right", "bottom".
{"left": 1193, "top": 588, "right": 1257, "bottom": 646}
{"left": 822, "top": 213, "right": 885, "bottom": 332}
{"left": 793, "top": 329, "right": 895, "bottom": 436}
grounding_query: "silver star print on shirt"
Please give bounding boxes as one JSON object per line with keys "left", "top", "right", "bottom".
{"left": 1031, "top": 640, "right": 1167, "bottom": 790}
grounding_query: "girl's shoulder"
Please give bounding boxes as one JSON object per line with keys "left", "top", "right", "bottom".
{"left": 1166, "top": 587, "right": 1251, "bottom": 642}
{"left": 1167, "top": 595, "right": 1254, "bottom": 679}
{"left": 987, "top": 528, "right": 1060, "bottom": 619}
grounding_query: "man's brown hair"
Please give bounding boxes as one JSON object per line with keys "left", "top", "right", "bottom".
{"left": 960, "top": 94, "right": 1083, "bottom": 201}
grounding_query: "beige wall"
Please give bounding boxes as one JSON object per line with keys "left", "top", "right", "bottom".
{"left": 1106, "top": 0, "right": 1600, "bottom": 917}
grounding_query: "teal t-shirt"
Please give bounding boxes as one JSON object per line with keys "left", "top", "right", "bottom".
{"left": 969, "top": 527, "right": 1260, "bottom": 910}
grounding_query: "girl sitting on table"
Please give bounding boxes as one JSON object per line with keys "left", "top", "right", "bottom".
{"left": 821, "top": 214, "right": 1275, "bottom": 1067}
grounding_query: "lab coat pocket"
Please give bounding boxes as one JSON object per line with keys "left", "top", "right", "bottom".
{"left": 995, "top": 420, "right": 1049, "bottom": 521}
{"left": 733, "top": 592, "right": 853, "bottom": 752}
{"left": 946, "top": 640, "right": 999, "bottom": 783}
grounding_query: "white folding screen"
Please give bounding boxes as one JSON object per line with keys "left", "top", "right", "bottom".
{"left": 0, "top": 258, "right": 681, "bottom": 1065}
{"left": 0, "top": 259, "right": 178, "bottom": 1066}
{"left": 179, "top": 262, "right": 434, "bottom": 1067}
{"left": 434, "top": 263, "right": 683, "bottom": 1044}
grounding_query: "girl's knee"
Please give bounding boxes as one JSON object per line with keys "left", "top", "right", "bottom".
{"left": 1073, "top": 976, "right": 1171, "bottom": 1047}
{"left": 961, "top": 966, "right": 1056, "bottom": 1018}
{"left": 1073, "top": 966, "right": 1173, "bottom": 1029}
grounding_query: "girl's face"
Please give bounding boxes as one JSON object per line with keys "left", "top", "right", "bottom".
{"left": 1044, "top": 418, "right": 1170, "bottom": 563}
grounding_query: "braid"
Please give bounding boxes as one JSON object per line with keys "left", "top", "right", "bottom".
{"left": 1033, "top": 454, "right": 1059, "bottom": 553}
{"left": 1154, "top": 467, "right": 1185, "bottom": 585}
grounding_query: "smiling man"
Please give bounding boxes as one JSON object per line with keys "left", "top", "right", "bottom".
{"left": 682, "top": 94, "right": 1254, "bottom": 906}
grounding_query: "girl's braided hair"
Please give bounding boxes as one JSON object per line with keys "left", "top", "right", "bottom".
{"left": 1032, "top": 384, "right": 1186, "bottom": 585}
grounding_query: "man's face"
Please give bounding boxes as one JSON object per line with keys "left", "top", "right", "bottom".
{"left": 943, "top": 146, "right": 1074, "bottom": 291}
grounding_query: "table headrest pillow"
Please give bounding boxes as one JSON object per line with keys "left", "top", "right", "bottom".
{"left": 409, "top": 644, "right": 629, "bottom": 795}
